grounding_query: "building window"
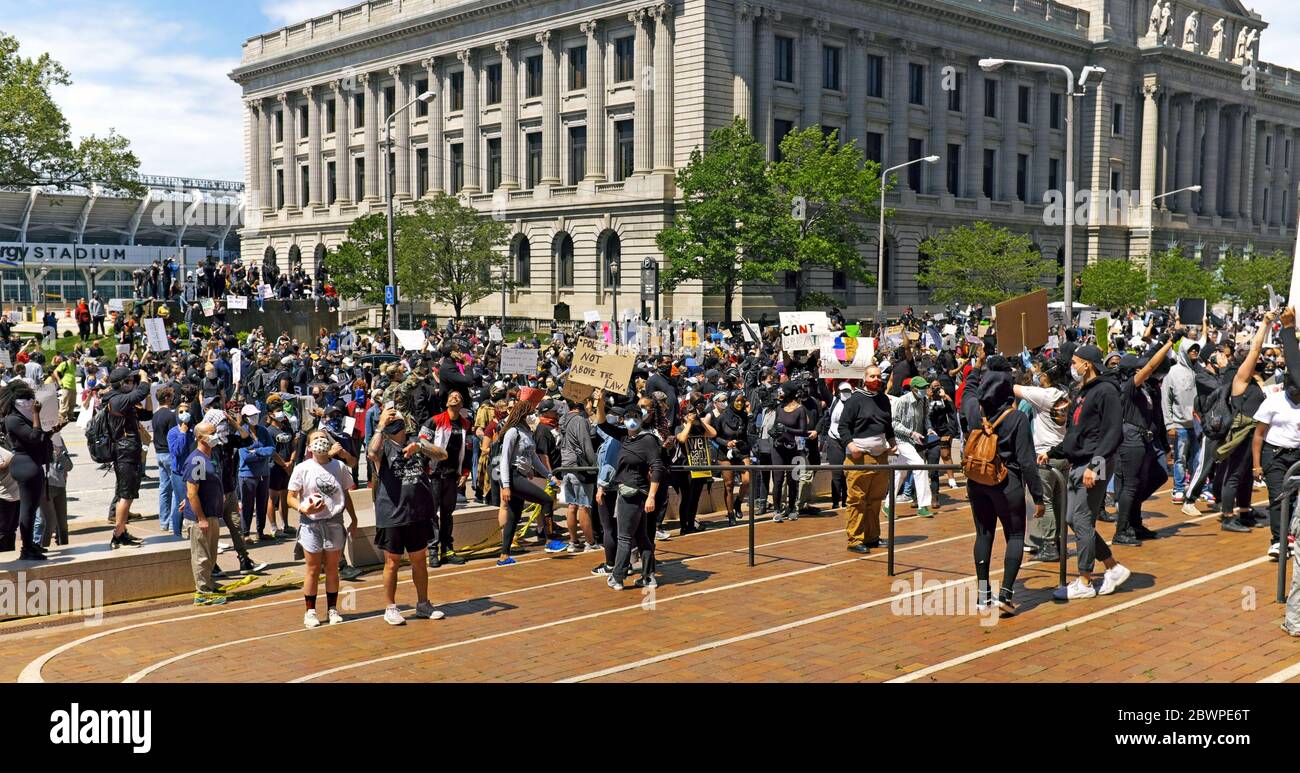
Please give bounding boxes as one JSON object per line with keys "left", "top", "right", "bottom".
{"left": 917, "top": 248, "right": 933, "bottom": 302}
{"left": 1050, "top": 93, "right": 1062, "bottom": 129}
{"left": 515, "top": 238, "right": 531, "bottom": 285}
{"left": 1048, "top": 157, "right": 1060, "bottom": 192}
{"left": 1287, "top": 139, "right": 1293, "bottom": 168}
{"left": 327, "top": 161, "right": 337, "bottom": 203}
{"left": 865, "top": 131, "right": 883, "bottom": 164}
{"left": 487, "top": 138, "right": 502, "bottom": 190}
{"left": 775, "top": 36, "right": 794, "bottom": 83}
{"left": 982, "top": 148, "right": 996, "bottom": 198}
{"left": 569, "top": 46, "right": 587, "bottom": 90}
{"left": 1111, "top": 101, "right": 1123, "bottom": 136}
{"left": 1109, "top": 168, "right": 1121, "bottom": 192}
{"left": 275, "top": 168, "right": 284, "bottom": 209}
{"left": 1017, "top": 153, "right": 1028, "bottom": 200}
{"left": 784, "top": 271, "right": 798, "bottom": 289}
{"left": 1018, "top": 85, "right": 1031, "bottom": 124}
{"left": 353, "top": 94, "right": 365, "bottom": 128}
{"left": 526, "top": 55, "right": 543, "bottom": 98}
{"left": 1263, "top": 189, "right": 1271, "bottom": 222}
{"left": 1265, "top": 135, "right": 1273, "bottom": 165}
{"left": 450, "top": 71, "right": 464, "bottom": 111}
{"left": 908, "top": 62, "right": 925, "bottom": 105}
{"left": 275, "top": 111, "right": 284, "bottom": 143}
{"left": 557, "top": 234, "right": 574, "bottom": 288}
{"left": 298, "top": 105, "right": 309, "bottom": 138}
{"left": 773, "top": 119, "right": 795, "bottom": 162}
{"left": 615, "top": 37, "right": 635, "bottom": 82}
{"left": 569, "top": 126, "right": 587, "bottom": 185}
{"left": 485, "top": 63, "right": 502, "bottom": 105}
{"left": 526, "top": 133, "right": 542, "bottom": 188}
{"left": 946, "top": 143, "right": 961, "bottom": 194}
{"left": 948, "top": 73, "right": 963, "bottom": 112}
{"left": 354, "top": 157, "right": 364, "bottom": 200}
{"left": 984, "top": 80, "right": 998, "bottom": 118}
{"left": 866, "top": 54, "right": 883, "bottom": 98}
{"left": 832, "top": 269, "right": 847, "bottom": 291}
{"left": 823, "top": 46, "right": 841, "bottom": 91}
{"left": 414, "top": 79, "right": 428, "bottom": 116}
{"left": 416, "top": 148, "right": 427, "bottom": 195}
{"left": 449, "top": 143, "right": 463, "bottom": 194}
{"left": 300, "top": 166, "right": 309, "bottom": 205}
{"left": 602, "top": 233, "right": 621, "bottom": 291}
{"left": 615, "top": 120, "right": 634, "bottom": 181}
{"left": 907, "top": 138, "right": 924, "bottom": 188}
{"left": 821, "top": 125, "right": 839, "bottom": 144}
{"left": 325, "top": 98, "right": 337, "bottom": 131}
{"left": 383, "top": 86, "right": 395, "bottom": 120}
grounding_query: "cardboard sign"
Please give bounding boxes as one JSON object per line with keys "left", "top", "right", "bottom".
{"left": 583, "top": 310, "right": 601, "bottom": 324}
{"left": 684, "top": 331, "right": 700, "bottom": 348}
{"left": 144, "top": 318, "right": 169, "bottom": 352}
{"left": 200, "top": 298, "right": 215, "bottom": 317}
{"left": 1177, "top": 298, "right": 1207, "bottom": 323}
{"left": 994, "top": 289, "right": 1049, "bottom": 355}
{"left": 570, "top": 337, "right": 635, "bottom": 394}
{"left": 561, "top": 380, "right": 595, "bottom": 404}
{"left": 489, "top": 326, "right": 503, "bottom": 342}
{"left": 779, "top": 311, "right": 831, "bottom": 351}
{"left": 107, "top": 299, "right": 124, "bottom": 313}
{"left": 35, "top": 384, "right": 59, "bottom": 428}
{"left": 500, "top": 347, "right": 540, "bottom": 375}
{"left": 1095, "top": 318, "right": 1110, "bottom": 353}
{"left": 227, "top": 295, "right": 249, "bottom": 311}
{"left": 394, "top": 329, "right": 428, "bottom": 352}
{"left": 819, "top": 337, "right": 875, "bottom": 380}
{"left": 232, "top": 349, "right": 242, "bottom": 386}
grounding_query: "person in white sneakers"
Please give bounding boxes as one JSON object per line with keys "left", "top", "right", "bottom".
{"left": 1050, "top": 345, "right": 1131, "bottom": 600}
{"left": 288, "top": 430, "right": 360, "bottom": 629}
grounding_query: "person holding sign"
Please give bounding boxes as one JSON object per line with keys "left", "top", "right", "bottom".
{"left": 675, "top": 396, "right": 717, "bottom": 534}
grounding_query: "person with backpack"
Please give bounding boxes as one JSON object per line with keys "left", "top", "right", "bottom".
{"left": 106, "top": 367, "right": 152, "bottom": 550}
{"left": 963, "top": 371, "right": 1044, "bottom": 615}
{"left": 493, "top": 398, "right": 558, "bottom": 567}
{"left": 1110, "top": 336, "right": 1177, "bottom": 546}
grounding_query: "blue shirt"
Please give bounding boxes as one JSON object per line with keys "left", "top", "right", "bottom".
{"left": 182, "top": 449, "right": 223, "bottom": 521}
{"left": 237, "top": 423, "right": 275, "bottom": 477}
{"left": 167, "top": 425, "right": 194, "bottom": 476}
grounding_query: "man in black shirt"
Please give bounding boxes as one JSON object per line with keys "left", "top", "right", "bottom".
{"left": 107, "top": 367, "right": 153, "bottom": 548}
{"left": 838, "top": 365, "right": 897, "bottom": 553}
{"left": 151, "top": 387, "right": 180, "bottom": 536}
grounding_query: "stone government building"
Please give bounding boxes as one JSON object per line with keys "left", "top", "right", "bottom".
{"left": 230, "top": 0, "right": 1300, "bottom": 320}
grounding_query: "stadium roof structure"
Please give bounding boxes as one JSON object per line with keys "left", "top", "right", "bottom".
{"left": 0, "top": 175, "right": 245, "bottom": 253}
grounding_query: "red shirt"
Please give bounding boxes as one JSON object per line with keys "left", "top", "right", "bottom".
{"left": 346, "top": 399, "right": 368, "bottom": 439}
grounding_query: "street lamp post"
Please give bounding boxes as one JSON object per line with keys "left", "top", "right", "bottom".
{"left": 1142, "top": 184, "right": 1202, "bottom": 280}
{"left": 610, "top": 259, "right": 621, "bottom": 345}
{"left": 979, "top": 59, "right": 1106, "bottom": 329}
{"left": 878, "top": 155, "right": 940, "bottom": 315}
{"left": 384, "top": 89, "right": 436, "bottom": 351}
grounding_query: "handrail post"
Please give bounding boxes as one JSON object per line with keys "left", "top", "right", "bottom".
{"left": 748, "top": 470, "right": 757, "bottom": 567}
{"left": 887, "top": 468, "right": 896, "bottom": 576}
{"left": 1277, "top": 462, "right": 1300, "bottom": 603}
{"left": 1050, "top": 465, "right": 1067, "bottom": 588}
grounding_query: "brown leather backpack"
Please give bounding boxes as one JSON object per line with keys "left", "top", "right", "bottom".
{"left": 962, "top": 408, "right": 1014, "bottom": 486}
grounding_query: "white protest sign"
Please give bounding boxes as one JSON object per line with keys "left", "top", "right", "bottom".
{"left": 200, "top": 298, "right": 215, "bottom": 317}
{"left": 394, "top": 329, "right": 428, "bottom": 352}
{"left": 116, "top": 344, "right": 131, "bottom": 357}
{"left": 819, "top": 336, "right": 875, "bottom": 380}
{"left": 107, "top": 299, "right": 124, "bottom": 313}
{"left": 779, "top": 311, "right": 831, "bottom": 351}
{"left": 489, "top": 325, "right": 503, "bottom": 342}
{"left": 583, "top": 310, "right": 601, "bottom": 325}
{"left": 343, "top": 416, "right": 357, "bottom": 436}
{"left": 144, "top": 318, "right": 169, "bottom": 352}
{"left": 0, "top": 348, "right": 11, "bottom": 368}
{"left": 500, "top": 347, "right": 540, "bottom": 375}
{"left": 7, "top": 311, "right": 20, "bottom": 325}
{"left": 227, "top": 295, "right": 249, "bottom": 310}
{"left": 232, "top": 349, "right": 243, "bottom": 385}
{"left": 259, "top": 284, "right": 274, "bottom": 299}
{"left": 35, "top": 383, "right": 59, "bottom": 428}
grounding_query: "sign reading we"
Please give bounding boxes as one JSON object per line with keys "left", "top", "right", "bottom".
{"left": 570, "top": 338, "right": 635, "bottom": 394}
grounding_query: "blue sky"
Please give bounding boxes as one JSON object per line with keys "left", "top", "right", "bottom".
{"left": 3, "top": 0, "right": 1300, "bottom": 184}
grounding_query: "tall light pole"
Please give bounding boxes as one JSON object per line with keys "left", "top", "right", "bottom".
{"left": 1141, "top": 184, "right": 1202, "bottom": 280}
{"left": 980, "top": 60, "right": 1105, "bottom": 329}
{"left": 878, "top": 155, "right": 939, "bottom": 315}
{"left": 384, "top": 89, "right": 435, "bottom": 351}
{"left": 609, "top": 258, "right": 621, "bottom": 345}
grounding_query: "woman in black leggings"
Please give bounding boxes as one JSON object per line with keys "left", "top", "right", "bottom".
{"left": 772, "top": 386, "right": 814, "bottom": 522}
{"left": 1, "top": 381, "right": 54, "bottom": 561}
{"left": 494, "top": 399, "right": 556, "bottom": 567}
{"left": 966, "top": 372, "right": 1044, "bottom": 615}
{"left": 598, "top": 401, "right": 666, "bottom": 590}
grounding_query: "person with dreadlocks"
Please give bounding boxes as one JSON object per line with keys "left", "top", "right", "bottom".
{"left": 494, "top": 398, "right": 557, "bottom": 566}
{"left": 643, "top": 392, "right": 679, "bottom": 543}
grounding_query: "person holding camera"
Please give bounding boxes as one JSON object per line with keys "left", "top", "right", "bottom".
{"left": 107, "top": 366, "right": 152, "bottom": 549}
{"left": 290, "top": 429, "right": 360, "bottom": 628}
{"left": 598, "top": 400, "right": 666, "bottom": 591}
{"left": 675, "top": 397, "right": 717, "bottom": 534}
{"left": 708, "top": 390, "right": 751, "bottom": 525}
{"left": 1111, "top": 335, "right": 1177, "bottom": 546}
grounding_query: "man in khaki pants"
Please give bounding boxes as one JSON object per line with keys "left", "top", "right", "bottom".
{"left": 183, "top": 422, "right": 226, "bottom": 606}
{"left": 837, "top": 366, "right": 897, "bottom": 554}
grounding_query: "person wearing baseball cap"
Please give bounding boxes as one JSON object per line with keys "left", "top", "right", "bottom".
{"left": 887, "top": 376, "right": 934, "bottom": 518}
{"left": 1051, "top": 343, "right": 1131, "bottom": 600}
{"left": 106, "top": 365, "right": 153, "bottom": 549}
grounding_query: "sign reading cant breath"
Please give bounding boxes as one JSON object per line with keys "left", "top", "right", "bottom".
{"left": 779, "top": 311, "right": 831, "bottom": 351}
{"left": 570, "top": 338, "right": 635, "bottom": 394}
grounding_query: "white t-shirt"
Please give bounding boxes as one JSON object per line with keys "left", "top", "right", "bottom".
{"left": 288, "top": 458, "right": 354, "bottom": 521}
{"left": 1018, "top": 385, "right": 1069, "bottom": 455}
{"left": 1253, "top": 391, "right": 1300, "bottom": 450}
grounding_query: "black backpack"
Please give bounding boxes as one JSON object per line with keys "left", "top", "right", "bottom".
{"left": 1202, "top": 384, "right": 1235, "bottom": 442}
{"left": 86, "top": 404, "right": 115, "bottom": 463}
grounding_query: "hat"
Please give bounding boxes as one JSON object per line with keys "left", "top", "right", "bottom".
{"left": 240, "top": 404, "right": 261, "bottom": 417}
{"left": 343, "top": 357, "right": 355, "bottom": 367}
{"left": 909, "top": 376, "right": 929, "bottom": 389}
{"left": 538, "top": 399, "right": 558, "bottom": 414}
{"left": 1074, "top": 344, "right": 1105, "bottom": 369}
{"left": 109, "top": 366, "right": 132, "bottom": 384}
{"left": 837, "top": 381, "right": 853, "bottom": 392}
{"left": 281, "top": 355, "right": 294, "bottom": 365}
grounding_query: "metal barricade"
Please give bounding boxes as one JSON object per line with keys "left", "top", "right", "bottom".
{"left": 1276, "top": 462, "right": 1300, "bottom": 603}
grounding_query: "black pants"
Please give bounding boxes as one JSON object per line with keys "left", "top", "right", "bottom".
{"left": 825, "top": 437, "right": 847, "bottom": 508}
{"left": 1262, "top": 444, "right": 1300, "bottom": 544}
{"left": 10, "top": 453, "right": 45, "bottom": 551}
{"left": 597, "top": 485, "right": 618, "bottom": 567}
{"left": 78, "top": 321, "right": 90, "bottom": 342}
{"left": 613, "top": 492, "right": 655, "bottom": 585}
{"left": 92, "top": 316, "right": 105, "bottom": 335}
{"left": 968, "top": 474, "right": 1027, "bottom": 603}
{"left": 239, "top": 475, "right": 269, "bottom": 534}
{"left": 1115, "top": 440, "right": 1168, "bottom": 534}
{"left": 429, "top": 475, "right": 458, "bottom": 554}
{"left": 772, "top": 445, "right": 801, "bottom": 512}
{"left": 677, "top": 475, "right": 707, "bottom": 534}
{"left": 499, "top": 476, "right": 552, "bottom": 555}
{"left": 755, "top": 450, "right": 774, "bottom": 509}
{"left": 1218, "top": 441, "right": 1255, "bottom": 517}
{"left": 0, "top": 497, "right": 19, "bottom": 552}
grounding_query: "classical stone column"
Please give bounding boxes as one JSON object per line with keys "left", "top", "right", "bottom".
{"left": 1160, "top": 89, "right": 1176, "bottom": 206}
{"left": 362, "top": 73, "right": 380, "bottom": 201}
{"left": 890, "top": 41, "right": 910, "bottom": 187}
{"left": 331, "top": 80, "right": 352, "bottom": 204}
{"left": 1253, "top": 118, "right": 1269, "bottom": 225}
{"left": 847, "top": 29, "right": 867, "bottom": 151}
{"left": 1270, "top": 123, "right": 1286, "bottom": 226}
{"left": 631, "top": 8, "right": 654, "bottom": 174}
{"left": 966, "top": 58, "right": 985, "bottom": 199}
{"left": 1139, "top": 78, "right": 1160, "bottom": 215}
{"left": 537, "top": 31, "right": 560, "bottom": 184}
{"left": 279, "top": 92, "right": 298, "bottom": 210}
{"left": 1200, "top": 99, "right": 1220, "bottom": 217}
{"left": 755, "top": 10, "right": 776, "bottom": 159}
{"left": 423, "top": 58, "right": 444, "bottom": 195}
{"left": 495, "top": 42, "right": 519, "bottom": 189}
{"left": 247, "top": 101, "right": 264, "bottom": 210}
{"left": 652, "top": 3, "right": 675, "bottom": 172}
{"left": 1176, "top": 95, "right": 1195, "bottom": 212}
{"left": 734, "top": 3, "right": 756, "bottom": 122}
{"left": 1001, "top": 68, "right": 1019, "bottom": 201}
{"left": 929, "top": 48, "right": 948, "bottom": 195}
{"left": 304, "top": 86, "right": 323, "bottom": 207}
{"left": 581, "top": 20, "right": 607, "bottom": 181}
{"left": 1241, "top": 110, "right": 1257, "bottom": 222}
{"left": 1033, "top": 73, "right": 1052, "bottom": 201}
{"left": 802, "top": 18, "right": 823, "bottom": 129}
{"left": 390, "top": 65, "right": 412, "bottom": 199}
{"left": 1223, "top": 104, "right": 1242, "bottom": 218}
{"left": 258, "top": 98, "right": 274, "bottom": 211}
{"left": 1291, "top": 127, "right": 1300, "bottom": 226}
{"left": 459, "top": 49, "right": 481, "bottom": 194}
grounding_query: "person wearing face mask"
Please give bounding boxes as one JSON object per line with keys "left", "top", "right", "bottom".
{"left": 769, "top": 385, "right": 814, "bottom": 523}
{"left": 886, "top": 377, "right": 934, "bottom": 519}
{"left": 598, "top": 401, "right": 665, "bottom": 590}
{"left": 183, "top": 422, "right": 227, "bottom": 605}
{"left": 423, "top": 391, "right": 473, "bottom": 567}
{"left": 710, "top": 389, "right": 752, "bottom": 525}
{"left": 204, "top": 406, "right": 266, "bottom": 576}
{"left": 151, "top": 387, "right": 180, "bottom": 535}
{"left": 837, "top": 365, "right": 897, "bottom": 553}
{"left": 924, "top": 379, "right": 959, "bottom": 493}
{"left": 1252, "top": 307, "right": 1300, "bottom": 561}
{"left": 646, "top": 355, "right": 679, "bottom": 427}
{"left": 1013, "top": 360, "right": 1070, "bottom": 562}
{"left": 290, "top": 430, "right": 360, "bottom": 628}
{"left": 200, "top": 362, "right": 226, "bottom": 408}
{"left": 1050, "top": 345, "right": 1131, "bottom": 600}
{"left": 1110, "top": 336, "right": 1176, "bottom": 546}
{"left": 1208, "top": 314, "right": 1277, "bottom": 534}
{"left": 167, "top": 405, "right": 196, "bottom": 539}
{"left": 0, "top": 381, "right": 53, "bottom": 561}
{"left": 494, "top": 399, "right": 558, "bottom": 566}
{"left": 237, "top": 404, "right": 275, "bottom": 541}
{"left": 106, "top": 366, "right": 153, "bottom": 550}
{"left": 1161, "top": 336, "right": 1203, "bottom": 506}
{"left": 267, "top": 407, "right": 301, "bottom": 539}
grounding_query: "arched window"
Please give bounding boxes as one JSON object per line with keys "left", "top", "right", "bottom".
{"left": 557, "top": 234, "right": 574, "bottom": 289}
{"left": 514, "top": 236, "right": 532, "bottom": 285}
{"left": 916, "top": 246, "right": 933, "bottom": 303}
{"left": 288, "top": 244, "right": 303, "bottom": 274}
{"left": 263, "top": 246, "right": 279, "bottom": 280}
{"left": 601, "top": 232, "right": 621, "bottom": 292}
{"left": 313, "top": 244, "right": 328, "bottom": 281}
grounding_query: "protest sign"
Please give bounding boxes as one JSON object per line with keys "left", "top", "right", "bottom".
{"left": 35, "top": 384, "right": 59, "bottom": 428}
{"left": 570, "top": 338, "right": 635, "bottom": 393}
{"left": 107, "top": 299, "right": 124, "bottom": 313}
{"left": 819, "top": 337, "right": 874, "bottom": 380}
{"left": 394, "top": 329, "right": 428, "bottom": 352}
{"left": 1079, "top": 310, "right": 1110, "bottom": 328}
{"left": 583, "top": 310, "right": 601, "bottom": 324}
{"left": 994, "top": 290, "right": 1049, "bottom": 355}
{"left": 200, "top": 298, "right": 215, "bottom": 317}
{"left": 561, "top": 380, "right": 595, "bottom": 404}
{"left": 144, "top": 318, "right": 169, "bottom": 352}
{"left": 227, "top": 295, "right": 249, "bottom": 311}
{"left": 500, "top": 347, "right": 540, "bottom": 375}
{"left": 778, "top": 311, "right": 830, "bottom": 351}
{"left": 489, "top": 325, "right": 503, "bottom": 342}
{"left": 232, "top": 349, "right": 242, "bottom": 385}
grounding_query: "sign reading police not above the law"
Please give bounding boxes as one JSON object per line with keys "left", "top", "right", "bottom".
{"left": 570, "top": 338, "right": 635, "bottom": 394}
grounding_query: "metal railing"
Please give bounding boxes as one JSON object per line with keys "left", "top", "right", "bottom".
{"left": 1276, "top": 462, "right": 1300, "bottom": 603}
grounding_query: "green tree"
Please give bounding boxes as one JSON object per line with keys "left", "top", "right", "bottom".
{"left": 1218, "top": 250, "right": 1291, "bottom": 310}
{"left": 399, "top": 192, "right": 510, "bottom": 318}
{"left": 326, "top": 212, "right": 391, "bottom": 307}
{"left": 1078, "top": 258, "right": 1150, "bottom": 312}
{"left": 656, "top": 118, "right": 786, "bottom": 321}
{"left": 1147, "top": 248, "right": 1219, "bottom": 306}
{"left": 0, "top": 31, "right": 143, "bottom": 194}
{"left": 916, "top": 222, "right": 1054, "bottom": 305}
{"left": 769, "top": 126, "right": 882, "bottom": 310}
